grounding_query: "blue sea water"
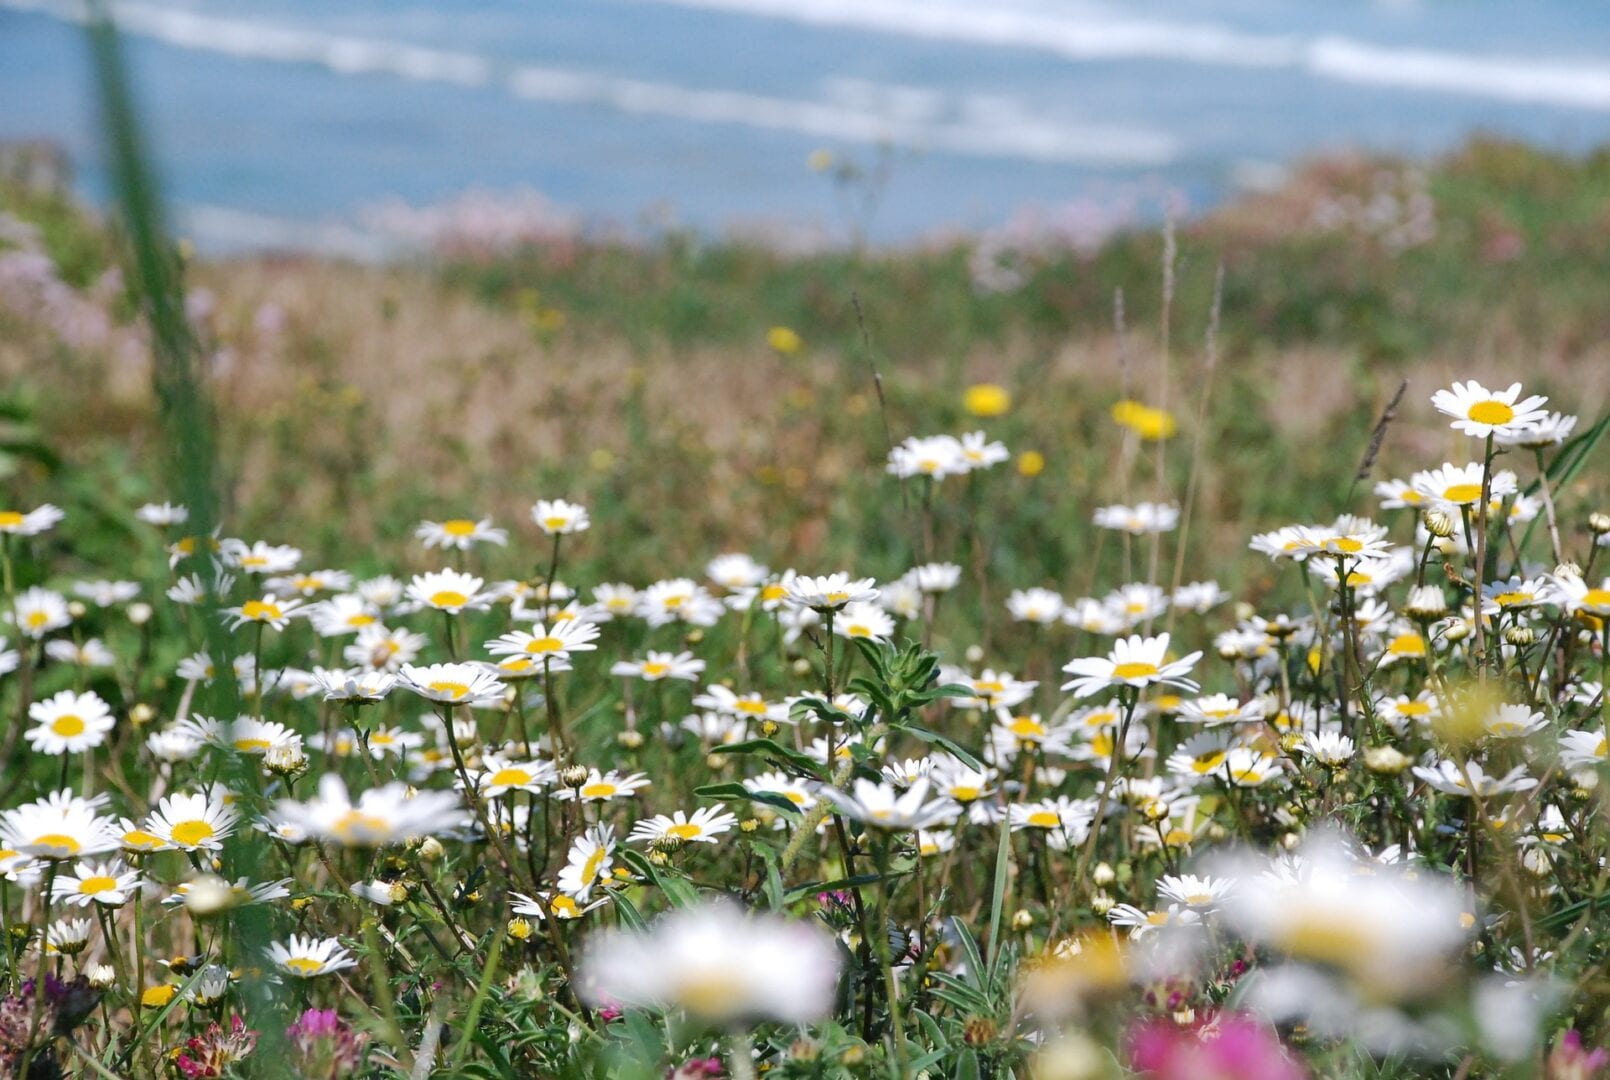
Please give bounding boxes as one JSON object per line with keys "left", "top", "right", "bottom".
{"left": 4, "top": 0, "right": 1610, "bottom": 252}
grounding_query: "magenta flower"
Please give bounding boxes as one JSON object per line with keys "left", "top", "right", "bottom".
{"left": 1549, "top": 1030, "right": 1610, "bottom": 1080}
{"left": 1129, "top": 1014, "right": 1305, "bottom": 1080}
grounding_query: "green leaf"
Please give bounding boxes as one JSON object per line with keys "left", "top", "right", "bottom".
{"left": 986, "top": 811, "right": 1012, "bottom": 971}
{"left": 954, "top": 1047, "right": 982, "bottom": 1080}
{"left": 694, "top": 781, "right": 803, "bottom": 816}
{"left": 613, "top": 890, "right": 648, "bottom": 931}
{"left": 712, "top": 738, "right": 826, "bottom": 780}
{"left": 900, "top": 723, "right": 986, "bottom": 773}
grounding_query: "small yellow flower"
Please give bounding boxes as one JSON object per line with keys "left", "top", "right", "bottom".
{"left": 1111, "top": 399, "right": 1177, "bottom": 441}
{"left": 767, "top": 326, "right": 803, "bottom": 355}
{"left": 963, "top": 383, "right": 1011, "bottom": 417}
{"left": 1017, "top": 450, "right": 1045, "bottom": 478}
{"left": 807, "top": 149, "right": 834, "bottom": 172}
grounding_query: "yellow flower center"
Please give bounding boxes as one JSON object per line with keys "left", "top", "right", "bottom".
{"left": 1278, "top": 917, "right": 1371, "bottom": 966}
{"left": 760, "top": 584, "right": 786, "bottom": 602}
{"left": 1582, "top": 588, "right": 1610, "bottom": 609}
{"left": 550, "top": 896, "right": 580, "bottom": 917}
{"left": 0, "top": 511, "right": 23, "bottom": 528}
{"left": 428, "top": 681, "right": 469, "bottom": 699}
{"left": 1387, "top": 633, "right": 1426, "bottom": 657}
{"left": 1467, "top": 400, "right": 1514, "bottom": 425}
{"left": 1493, "top": 591, "right": 1532, "bottom": 607}
{"left": 78, "top": 875, "right": 119, "bottom": 896}
{"left": 500, "top": 658, "right": 535, "bottom": 673}
{"left": 333, "top": 810, "right": 391, "bottom": 838}
{"left": 1331, "top": 536, "right": 1364, "bottom": 553}
{"left": 1145, "top": 912, "right": 1170, "bottom": 926}
{"left": 240, "top": 599, "right": 282, "bottom": 621}
{"left": 50, "top": 715, "right": 85, "bottom": 737}
{"left": 1191, "top": 751, "right": 1227, "bottom": 773}
{"left": 1009, "top": 717, "right": 1045, "bottom": 738}
{"left": 672, "top": 974, "right": 746, "bottom": 1018}
{"left": 346, "top": 613, "right": 376, "bottom": 627}
{"left": 430, "top": 590, "right": 468, "bottom": 608}
{"left": 170, "top": 820, "right": 216, "bottom": 847}
{"left": 490, "top": 768, "right": 532, "bottom": 788}
{"left": 122, "top": 830, "right": 164, "bottom": 850}
{"left": 582, "top": 847, "right": 607, "bottom": 882}
{"left": 1111, "top": 661, "right": 1159, "bottom": 680}
{"left": 543, "top": 516, "right": 569, "bottom": 530}
{"left": 667, "top": 823, "right": 704, "bottom": 840}
{"left": 284, "top": 957, "right": 325, "bottom": 976}
{"left": 1397, "top": 701, "right": 1432, "bottom": 717}
{"left": 525, "top": 636, "right": 564, "bottom": 653}
{"left": 1027, "top": 811, "right": 1061, "bottom": 828}
{"left": 846, "top": 624, "right": 871, "bottom": 637}
{"left": 234, "top": 738, "right": 272, "bottom": 753}
{"left": 784, "top": 790, "right": 806, "bottom": 805}
{"left": 825, "top": 590, "right": 850, "bottom": 605}
{"left": 26, "top": 611, "right": 48, "bottom": 628}
{"left": 580, "top": 782, "right": 617, "bottom": 799}
{"left": 950, "top": 785, "right": 981, "bottom": 802}
{"left": 1442, "top": 483, "right": 1482, "bottom": 504}
{"left": 32, "top": 834, "right": 81, "bottom": 856}
{"left": 640, "top": 662, "right": 669, "bottom": 678}
{"left": 442, "top": 519, "right": 478, "bottom": 536}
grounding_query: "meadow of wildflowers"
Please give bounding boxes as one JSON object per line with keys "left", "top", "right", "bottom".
{"left": 0, "top": 334, "right": 1608, "bottom": 1080}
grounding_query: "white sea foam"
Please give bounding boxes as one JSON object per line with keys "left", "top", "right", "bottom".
{"left": 641, "top": 0, "right": 1610, "bottom": 112}
{"left": 0, "top": 0, "right": 1178, "bottom": 166}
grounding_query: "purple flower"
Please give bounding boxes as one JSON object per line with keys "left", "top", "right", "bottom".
{"left": 1550, "top": 1030, "right": 1610, "bottom": 1080}
{"left": 1129, "top": 1013, "right": 1306, "bottom": 1080}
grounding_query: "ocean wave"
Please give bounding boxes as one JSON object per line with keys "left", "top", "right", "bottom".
{"left": 639, "top": 0, "right": 1610, "bottom": 112}
{"left": 0, "top": 0, "right": 1178, "bottom": 166}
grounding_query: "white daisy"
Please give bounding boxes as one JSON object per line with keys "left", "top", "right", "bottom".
{"left": 1431, "top": 379, "right": 1548, "bottom": 439}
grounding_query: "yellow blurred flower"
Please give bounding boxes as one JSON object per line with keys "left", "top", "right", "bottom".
{"left": 141, "top": 984, "right": 178, "bottom": 1007}
{"left": 1111, "top": 399, "right": 1177, "bottom": 441}
{"left": 767, "top": 326, "right": 803, "bottom": 355}
{"left": 963, "top": 383, "right": 1012, "bottom": 417}
{"left": 1017, "top": 450, "right": 1045, "bottom": 477}
{"left": 807, "top": 149, "right": 835, "bottom": 172}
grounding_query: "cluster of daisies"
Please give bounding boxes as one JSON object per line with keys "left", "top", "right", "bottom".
{"left": 0, "top": 376, "right": 1606, "bottom": 1077}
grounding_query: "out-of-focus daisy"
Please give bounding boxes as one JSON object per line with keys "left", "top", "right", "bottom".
{"left": 784, "top": 572, "right": 879, "bottom": 611}
{"left": 591, "top": 583, "right": 639, "bottom": 620}
{"left": 25, "top": 689, "right": 115, "bottom": 754}
{"left": 0, "top": 790, "right": 118, "bottom": 860}
{"left": 416, "top": 517, "right": 508, "bottom": 550}
{"left": 1296, "top": 731, "right": 1356, "bottom": 767}
{"left": 1558, "top": 730, "right": 1607, "bottom": 772}
{"left": 1156, "top": 873, "right": 1236, "bottom": 911}
{"left": 532, "top": 498, "right": 589, "bottom": 535}
{"left": 223, "top": 594, "right": 302, "bottom": 631}
{"left": 1482, "top": 704, "right": 1546, "bottom": 739}
{"left": 1007, "top": 587, "right": 1066, "bottom": 624}
{"left": 887, "top": 434, "right": 966, "bottom": 480}
{"left": 610, "top": 651, "right": 705, "bottom": 682}
{"left": 706, "top": 553, "right": 768, "bottom": 591}
{"left": 823, "top": 777, "right": 954, "bottom": 831}
{"left": 399, "top": 662, "right": 505, "bottom": 707}
{"left": 743, "top": 771, "right": 816, "bottom": 811}
{"left": 1092, "top": 503, "right": 1178, "bottom": 535}
{"left": 1413, "top": 760, "right": 1537, "bottom": 797}
{"left": 52, "top": 858, "right": 141, "bottom": 907}
{"left": 272, "top": 775, "right": 468, "bottom": 846}
{"left": 1176, "top": 694, "right": 1263, "bottom": 726}
{"left": 833, "top": 602, "right": 894, "bottom": 641}
{"left": 1221, "top": 747, "right": 1283, "bottom": 787}
{"left": 1497, "top": 411, "right": 1577, "bottom": 448}
{"left": 406, "top": 569, "right": 491, "bottom": 614}
{"left": 1551, "top": 573, "right": 1610, "bottom": 619}
{"left": 223, "top": 540, "right": 301, "bottom": 575}
{"left": 636, "top": 578, "right": 724, "bottom": 627}
{"left": 7, "top": 586, "right": 70, "bottom": 639}
{"left": 958, "top": 431, "right": 1009, "bottom": 470}
{"left": 0, "top": 503, "right": 64, "bottom": 536}
{"left": 269, "top": 935, "right": 357, "bottom": 979}
{"left": 1172, "top": 581, "right": 1230, "bottom": 614}
{"left": 1061, "top": 633, "right": 1202, "bottom": 699}
{"left": 694, "top": 685, "right": 787, "bottom": 724}
{"left": 578, "top": 901, "right": 841, "bottom": 1025}
{"left": 305, "top": 595, "right": 381, "bottom": 637}
{"left": 344, "top": 625, "right": 426, "bottom": 672}
{"left": 174, "top": 715, "right": 299, "bottom": 756}
{"left": 266, "top": 569, "right": 353, "bottom": 597}
{"left": 944, "top": 667, "right": 1037, "bottom": 711}
{"left": 44, "top": 638, "right": 116, "bottom": 668}
{"left": 312, "top": 667, "right": 397, "bottom": 704}
{"left": 628, "top": 805, "right": 738, "bottom": 846}
{"left": 1107, "top": 903, "right": 1199, "bottom": 939}
{"left": 471, "top": 753, "right": 556, "bottom": 798}
{"left": 147, "top": 791, "right": 239, "bottom": 852}
{"left": 71, "top": 579, "right": 139, "bottom": 608}
{"left": 1431, "top": 380, "right": 1548, "bottom": 438}
{"left": 136, "top": 501, "right": 188, "bottom": 526}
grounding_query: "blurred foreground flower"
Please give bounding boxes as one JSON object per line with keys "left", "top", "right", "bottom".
{"left": 1128, "top": 1014, "right": 1305, "bottom": 1080}
{"left": 963, "top": 382, "right": 1011, "bottom": 417}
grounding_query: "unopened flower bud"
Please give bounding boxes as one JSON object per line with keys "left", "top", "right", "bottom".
{"left": 1092, "top": 862, "right": 1115, "bottom": 886}
{"left": 1424, "top": 510, "right": 1456, "bottom": 538}
{"left": 964, "top": 644, "right": 985, "bottom": 665}
{"left": 265, "top": 742, "right": 308, "bottom": 777}
{"left": 507, "top": 918, "right": 534, "bottom": 942}
{"left": 1090, "top": 891, "right": 1115, "bottom": 915}
{"left": 760, "top": 720, "right": 779, "bottom": 738}
{"left": 130, "top": 703, "right": 157, "bottom": 727}
{"left": 1556, "top": 562, "right": 1583, "bottom": 580}
{"left": 790, "top": 658, "right": 812, "bottom": 678}
{"left": 740, "top": 818, "right": 760, "bottom": 833}
{"left": 651, "top": 835, "right": 684, "bottom": 854}
{"left": 1444, "top": 620, "right": 1471, "bottom": 643}
{"left": 1281, "top": 832, "right": 1301, "bottom": 851}
{"left": 1406, "top": 586, "right": 1447, "bottom": 618}
{"left": 417, "top": 837, "right": 445, "bottom": 863}
{"left": 1589, "top": 512, "right": 1610, "bottom": 535}
{"left": 615, "top": 730, "right": 644, "bottom": 750}
{"left": 1012, "top": 909, "right": 1034, "bottom": 930}
{"left": 127, "top": 602, "right": 153, "bottom": 626}
{"left": 1365, "top": 745, "right": 1410, "bottom": 774}
{"left": 67, "top": 600, "right": 88, "bottom": 619}
{"left": 559, "top": 764, "right": 590, "bottom": 787}
{"left": 1504, "top": 625, "right": 1537, "bottom": 647}
{"left": 86, "top": 964, "right": 117, "bottom": 989}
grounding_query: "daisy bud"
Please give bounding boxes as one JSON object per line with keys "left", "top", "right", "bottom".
{"left": 651, "top": 835, "right": 684, "bottom": 855}
{"left": 648, "top": 849, "right": 670, "bottom": 866}
{"left": 1365, "top": 745, "right": 1410, "bottom": 774}
{"left": 1281, "top": 832, "right": 1301, "bottom": 851}
{"left": 289, "top": 897, "right": 313, "bottom": 913}
{"left": 1406, "top": 585, "right": 1447, "bottom": 617}
{"left": 559, "top": 764, "right": 590, "bottom": 788}
{"left": 840, "top": 1046, "right": 866, "bottom": 1066}
{"left": 265, "top": 742, "right": 308, "bottom": 777}
{"left": 964, "top": 1016, "right": 999, "bottom": 1046}
{"left": 1589, "top": 512, "right": 1610, "bottom": 535}
{"left": 615, "top": 730, "right": 644, "bottom": 750}
{"left": 760, "top": 720, "right": 779, "bottom": 738}
{"left": 704, "top": 753, "right": 726, "bottom": 772}
{"left": 1433, "top": 537, "right": 1458, "bottom": 557}
{"left": 129, "top": 703, "right": 157, "bottom": 726}
{"left": 86, "top": 964, "right": 117, "bottom": 989}
{"left": 1444, "top": 620, "right": 1471, "bottom": 643}
{"left": 1278, "top": 732, "right": 1305, "bottom": 755}
{"left": 127, "top": 602, "right": 153, "bottom": 625}
{"left": 1012, "top": 909, "right": 1035, "bottom": 930}
{"left": 1504, "top": 625, "right": 1537, "bottom": 647}
{"left": 1424, "top": 510, "right": 1456, "bottom": 538}
{"left": 740, "top": 818, "right": 760, "bottom": 833}
{"left": 67, "top": 600, "right": 88, "bottom": 619}
{"left": 789, "top": 1040, "right": 820, "bottom": 1063}
{"left": 1556, "top": 561, "right": 1583, "bottom": 580}
{"left": 1092, "top": 862, "right": 1115, "bottom": 886}
{"left": 790, "top": 658, "right": 812, "bottom": 678}
{"left": 1089, "top": 890, "right": 1114, "bottom": 915}
{"left": 417, "top": 837, "right": 445, "bottom": 863}
{"left": 684, "top": 629, "right": 704, "bottom": 646}
{"left": 965, "top": 644, "right": 985, "bottom": 665}
{"left": 507, "top": 918, "right": 534, "bottom": 942}
{"left": 1204, "top": 823, "right": 1229, "bottom": 842}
